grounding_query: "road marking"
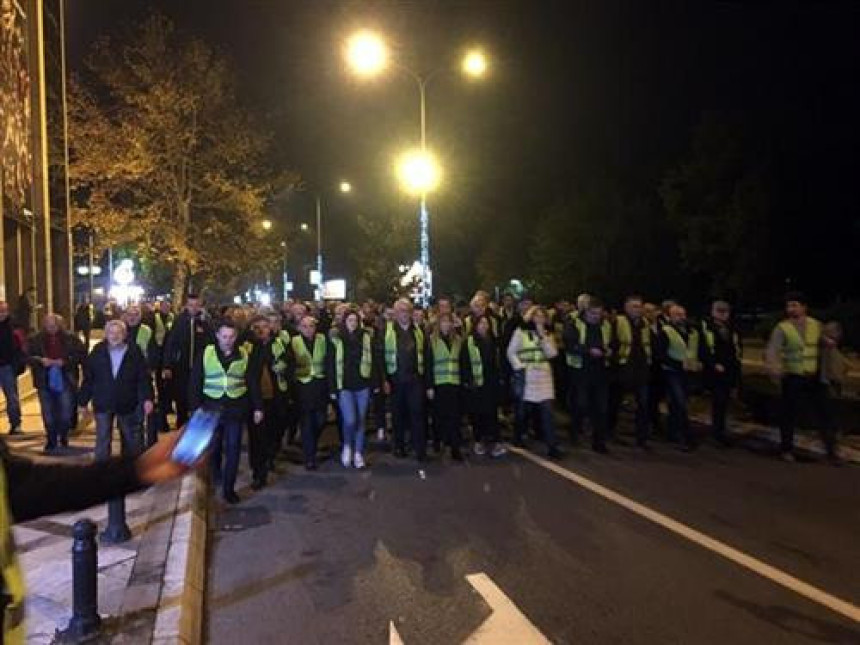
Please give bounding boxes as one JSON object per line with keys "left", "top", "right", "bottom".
{"left": 464, "top": 573, "right": 551, "bottom": 644}
{"left": 388, "top": 573, "right": 550, "bottom": 644}
{"left": 510, "top": 446, "right": 860, "bottom": 624}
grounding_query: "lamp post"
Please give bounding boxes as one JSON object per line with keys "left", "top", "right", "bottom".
{"left": 345, "top": 31, "right": 488, "bottom": 306}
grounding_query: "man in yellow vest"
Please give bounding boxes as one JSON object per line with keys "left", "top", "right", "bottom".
{"left": 700, "top": 300, "right": 742, "bottom": 447}
{"left": 291, "top": 315, "right": 332, "bottom": 470}
{"left": 608, "top": 295, "right": 653, "bottom": 448}
{"left": 190, "top": 319, "right": 263, "bottom": 503}
{"left": 655, "top": 304, "right": 699, "bottom": 452}
{"left": 765, "top": 292, "right": 838, "bottom": 463}
{"left": 563, "top": 298, "right": 612, "bottom": 454}
{"left": 384, "top": 299, "right": 429, "bottom": 461}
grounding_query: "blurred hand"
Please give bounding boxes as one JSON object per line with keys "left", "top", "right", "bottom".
{"left": 161, "top": 369, "right": 172, "bottom": 380}
{"left": 135, "top": 432, "right": 192, "bottom": 485}
{"left": 426, "top": 388, "right": 435, "bottom": 401}
{"left": 143, "top": 400, "right": 154, "bottom": 416}
{"left": 253, "top": 410, "right": 264, "bottom": 425}
{"left": 715, "top": 364, "right": 726, "bottom": 374}
{"left": 589, "top": 348, "right": 604, "bottom": 358}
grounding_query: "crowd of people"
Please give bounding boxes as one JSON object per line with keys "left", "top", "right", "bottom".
{"left": 0, "top": 288, "right": 848, "bottom": 506}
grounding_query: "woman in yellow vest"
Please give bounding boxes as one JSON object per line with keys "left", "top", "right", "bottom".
{"left": 328, "top": 309, "right": 379, "bottom": 469}
{"left": 0, "top": 431, "right": 194, "bottom": 643}
{"left": 427, "top": 313, "right": 467, "bottom": 461}
{"left": 765, "top": 292, "right": 838, "bottom": 463}
{"left": 464, "top": 315, "right": 507, "bottom": 458}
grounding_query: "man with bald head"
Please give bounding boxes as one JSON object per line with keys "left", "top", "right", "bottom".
{"left": 27, "top": 315, "right": 87, "bottom": 452}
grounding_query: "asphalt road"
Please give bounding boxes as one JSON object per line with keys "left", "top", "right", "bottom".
{"left": 205, "top": 418, "right": 860, "bottom": 644}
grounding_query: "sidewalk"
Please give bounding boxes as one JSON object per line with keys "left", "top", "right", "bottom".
{"left": 2, "top": 394, "right": 207, "bottom": 644}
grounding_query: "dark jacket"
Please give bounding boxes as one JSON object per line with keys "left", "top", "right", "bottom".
{"left": 127, "top": 324, "right": 159, "bottom": 370}
{"left": 0, "top": 318, "right": 25, "bottom": 373}
{"left": 700, "top": 318, "right": 742, "bottom": 385}
{"left": 327, "top": 328, "right": 380, "bottom": 392}
{"left": 163, "top": 311, "right": 214, "bottom": 375}
{"left": 1, "top": 438, "right": 143, "bottom": 523}
{"left": 78, "top": 341, "right": 154, "bottom": 414}
{"left": 26, "top": 331, "right": 86, "bottom": 391}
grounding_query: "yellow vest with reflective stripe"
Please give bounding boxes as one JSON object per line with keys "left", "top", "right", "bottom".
{"left": 270, "top": 338, "right": 290, "bottom": 392}
{"left": 0, "top": 460, "right": 25, "bottom": 645}
{"left": 384, "top": 323, "right": 425, "bottom": 376}
{"left": 292, "top": 334, "right": 327, "bottom": 384}
{"left": 517, "top": 330, "right": 549, "bottom": 369}
{"left": 202, "top": 345, "right": 249, "bottom": 399}
{"left": 566, "top": 319, "right": 613, "bottom": 369}
{"left": 662, "top": 326, "right": 701, "bottom": 372}
{"left": 615, "top": 315, "right": 651, "bottom": 366}
{"left": 467, "top": 336, "right": 484, "bottom": 387}
{"left": 331, "top": 331, "right": 372, "bottom": 390}
{"left": 778, "top": 318, "right": 820, "bottom": 376}
{"left": 135, "top": 324, "right": 153, "bottom": 359}
{"left": 154, "top": 312, "right": 174, "bottom": 346}
{"left": 431, "top": 335, "right": 462, "bottom": 386}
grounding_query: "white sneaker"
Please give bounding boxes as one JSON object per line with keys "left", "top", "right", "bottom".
{"left": 490, "top": 443, "right": 508, "bottom": 458}
{"left": 354, "top": 452, "right": 366, "bottom": 469}
{"left": 473, "top": 442, "right": 487, "bottom": 456}
{"left": 341, "top": 446, "right": 353, "bottom": 468}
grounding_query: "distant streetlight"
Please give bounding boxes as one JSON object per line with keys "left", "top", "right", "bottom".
{"left": 262, "top": 219, "right": 273, "bottom": 231}
{"left": 397, "top": 149, "right": 441, "bottom": 195}
{"left": 300, "top": 223, "right": 309, "bottom": 232}
{"left": 344, "top": 30, "right": 490, "bottom": 305}
{"left": 345, "top": 30, "right": 388, "bottom": 77}
{"left": 339, "top": 181, "right": 352, "bottom": 193}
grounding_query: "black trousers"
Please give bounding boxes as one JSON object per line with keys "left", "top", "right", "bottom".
{"left": 248, "top": 398, "right": 283, "bottom": 479}
{"left": 372, "top": 389, "right": 388, "bottom": 432}
{"left": 433, "top": 384, "right": 463, "bottom": 452}
{"left": 172, "top": 369, "right": 192, "bottom": 429}
{"left": 780, "top": 375, "right": 836, "bottom": 456}
{"left": 711, "top": 375, "right": 733, "bottom": 441}
{"left": 471, "top": 386, "right": 500, "bottom": 443}
{"left": 608, "top": 372, "right": 650, "bottom": 446}
{"left": 570, "top": 371, "right": 609, "bottom": 449}
{"left": 664, "top": 370, "right": 694, "bottom": 447}
{"left": 391, "top": 378, "right": 426, "bottom": 458}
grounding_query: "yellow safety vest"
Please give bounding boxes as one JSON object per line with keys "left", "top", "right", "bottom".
{"left": 202, "top": 345, "right": 249, "bottom": 399}
{"left": 662, "top": 325, "right": 701, "bottom": 372}
{"left": 331, "top": 331, "right": 372, "bottom": 390}
{"left": 153, "top": 312, "right": 174, "bottom": 346}
{"left": 0, "top": 460, "right": 25, "bottom": 645}
{"left": 566, "top": 319, "right": 613, "bottom": 369}
{"left": 615, "top": 315, "right": 652, "bottom": 366}
{"left": 517, "top": 330, "right": 549, "bottom": 369}
{"left": 135, "top": 324, "right": 153, "bottom": 359}
{"left": 778, "top": 318, "right": 820, "bottom": 376}
{"left": 270, "top": 338, "right": 290, "bottom": 392}
{"left": 467, "top": 336, "right": 484, "bottom": 387}
{"left": 292, "top": 334, "right": 327, "bottom": 384}
{"left": 431, "top": 335, "right": 462, "bottom": 386}
{"left": 701, "top": 323, "right": 741, "bottom": 360}
{"left": 384, "top": 323, "right": 425, "bottom": 376}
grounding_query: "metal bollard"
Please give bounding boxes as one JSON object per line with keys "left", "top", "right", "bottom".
{"left": 100, "top": 497, "right": 132, "bottom": 544}
{"left": 58, "top": 519, "right": 102, "bottom": 640}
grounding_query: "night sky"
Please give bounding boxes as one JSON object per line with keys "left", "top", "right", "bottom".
{"left": 65, "top": 0, "right": 860, "bottom": 302}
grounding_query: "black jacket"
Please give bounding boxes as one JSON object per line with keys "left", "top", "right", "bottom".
{"left": 163, "top": 311, "right": 213, "bottom": 374}
{"left": 78, "top": 341, "right": 154, "bottom": 414}
{"left": 26, "top": 331, "right": 86, "bottom": 391}
{"left": 2, "top": 438, "right": 143, "bottom": 523}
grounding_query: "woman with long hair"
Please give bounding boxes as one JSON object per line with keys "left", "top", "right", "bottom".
{"left": 426, "top": 312, "right": 466, "bottom": 460}
{"left": 464, "top": 314, "right": 507, "bottom": 458}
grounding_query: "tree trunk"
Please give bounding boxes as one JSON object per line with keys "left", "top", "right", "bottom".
{"left": 172, "top": 263, "right": 187, "bottom": 307}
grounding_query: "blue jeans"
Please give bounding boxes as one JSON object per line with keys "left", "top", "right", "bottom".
{"left": 210, "top": 416, "right": 244, "bottom": 495}
{"left": 94, "top": 411, "right": 143, "bottom": 461}
{"left": 0, "top": 365, "right": 21, "bottom": 428}
{"left": 338, "top": 388, "right": 370, "bottom": 454}
{"left": 38, "top": 386, "right": 74, "bottom": 447}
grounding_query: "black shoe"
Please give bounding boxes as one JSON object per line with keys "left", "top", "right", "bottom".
{"left": 451, "top": 449, "right": 464, "bottom": 462}
{"left": 9, "top": 426, "right": 21, "bottom": 435}
{"left": 223, "top": 491, "right": 240, "bottom": 504}
{"left": 394, "top": 447, "right": 407, "bottom": 459}
{"left": 60, "top": 438, "right": 69, "bottom": 448}
{"left": 415, "top": 452, "right": 428, "bottom": 463}
{"left": 826, "top": 454, "right": 843, "bottom": 467}
{"left": 43, "top": 443, "right": 57, "bottom": 454}
{"left": 432, "top": 441, "right": 442, "bottom": 454}
{"left": 305, "top": 460, "right": 317, "bottom": 471}
{"left": 512, "top": 438, "right": 526, "bottom": 448}
{"left": 547, "top": 446, "right": 564, "bottom": 459}
{"left": 635, "top": 442, "right": 652, "bottom": 452}
{"left": 593, "top": 443, "right": 609, "bottom": 455}
{"left": 251, "top": 477, "right": 266, "bottom": 491}
{"left": 679, "top": 443, "right": 696, "bottom": 453}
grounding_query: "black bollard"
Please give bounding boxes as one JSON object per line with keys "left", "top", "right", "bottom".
{"left": 100, "top": 497, "right": 132, "bottom": 544}
{"left": 59, "top": 519, "right": 102, "bottom": 639}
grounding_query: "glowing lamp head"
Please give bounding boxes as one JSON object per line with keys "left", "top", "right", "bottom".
{"left": 397, "top": 150, "right": 441, "bottom": 195}
{"left": 462, "top": 49, "right": 488, "bottom": 78}
{"left": 345, "top": 30, "right": 388, "bottom": 77}
{"left": 339, "top": 181, "right": 352, "bottom": 193}
{"left": 262, "top": 219, "right": 273, "bottom": 231}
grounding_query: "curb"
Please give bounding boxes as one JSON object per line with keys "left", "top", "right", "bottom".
{"left": 152, "top": 469, "right": 209, "bottom": 644}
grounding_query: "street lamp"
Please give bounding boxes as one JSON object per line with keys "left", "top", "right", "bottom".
{"left": 261, "top": 219, "right": 273, "bottom": 231}
{"left": 344, "top": 30, "right": 489, "bottom": 305}
{"left": 339, "top": 181, "right": 352, "bottom": 193}
{"left": 397, "top": 149, "right": 441, "bottom": 195}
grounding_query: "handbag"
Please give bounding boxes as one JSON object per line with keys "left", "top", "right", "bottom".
{"left": 47, "top": 365, "right": 65, "bottom": 393}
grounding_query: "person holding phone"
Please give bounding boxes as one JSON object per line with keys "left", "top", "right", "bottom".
{"left": 189, "top": 320, "right": 263, "bottom": 504}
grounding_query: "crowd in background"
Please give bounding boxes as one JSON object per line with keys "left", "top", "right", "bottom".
{"left": 0, "top": 287, "right": 849, "bottom": 505}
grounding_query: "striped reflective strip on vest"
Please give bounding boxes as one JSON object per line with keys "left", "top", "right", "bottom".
{"left": 136, "top": 324, "right": 153, "bottom": 359}
{"left": 467, "top": 336, "right": 484, "bottom": 387}
{"left": 154, "top": 313, "right": 174, "bottom": 346}
{"left": 292, "top": 334, "right": 327, "bottom": 384}
{"left": 0, "top": 461, "right": 26, "bottom": 645}
{"left": 566, "top": 319, "right": 612, "bottom": 369}
{"left": 332, "top": 332, "right": 372, "bottom": 390}
{"left": 384, "top": 323, "right": 425, "bottom": 376}
{"left": 202, "top": 345, "right": 249, "bottom": 399}
{"left": 432, "top": 335, "right": 462, "bottom": 386}
{"left": 615, "top": 315, "right": 652, "bottom": 365}
{"left": 778, "top": 318, "right": 821, "bottom": 376}
{"left": 518, "top": 330, "right": 548, "bottom": 368}
{"left": 271, "top": 338, "right": 290, "bottom": 392}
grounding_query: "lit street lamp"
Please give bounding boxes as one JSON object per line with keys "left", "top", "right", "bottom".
{"left": 261, "top": 219, "right": 273, "bottom": 231}
{"left": 339, "top": 181, "right": 352, "bottom": 193}
{"left": 397, "top": 149, "right": 441, "bottom": 195}
{"left": 344, "top": 30, "right": 489, "bottom": 305}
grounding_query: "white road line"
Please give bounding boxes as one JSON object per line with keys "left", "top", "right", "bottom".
{"left": 509, "top": 446, "right": 860, "bottom": 624}
{"left": 389, "top": 621, "right": 404, "bottom": 645}
{"left": 465, "top": 573, "right": 551, "bottom": 644}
